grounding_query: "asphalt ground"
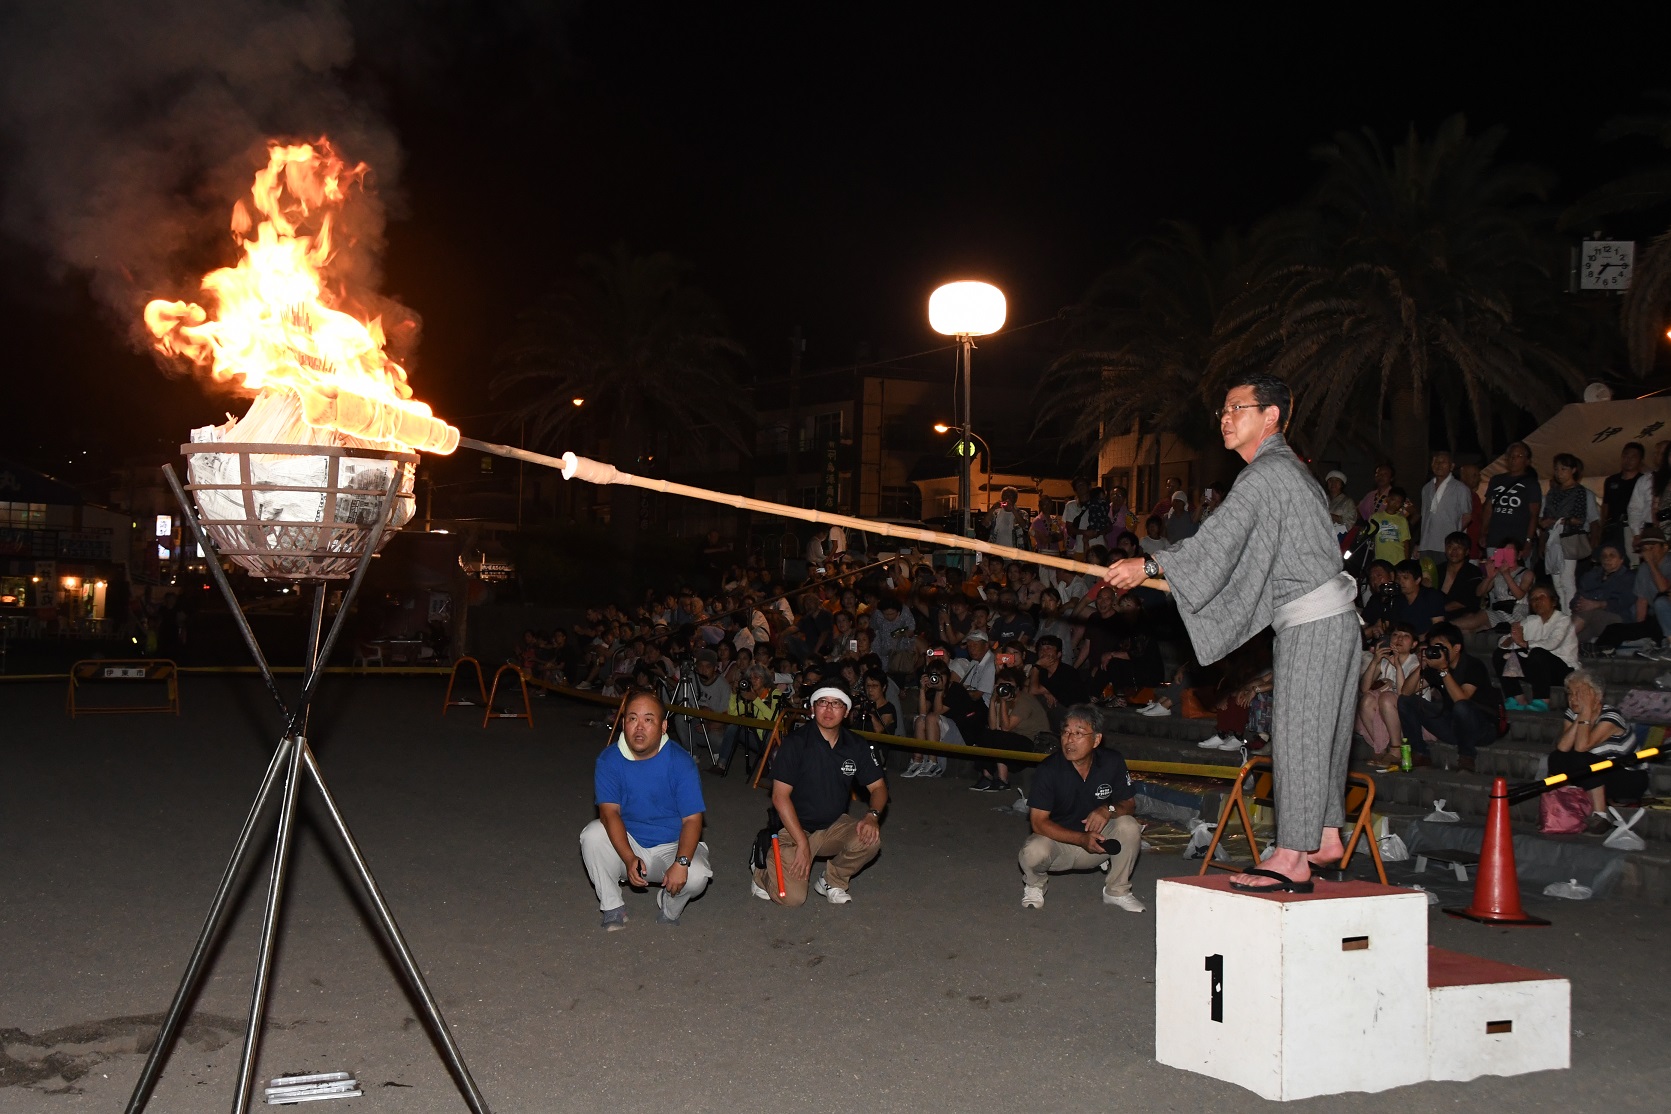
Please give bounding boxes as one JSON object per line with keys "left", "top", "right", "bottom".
{"left": 2, "top": 675, "right": 1667, "bottom": 1113}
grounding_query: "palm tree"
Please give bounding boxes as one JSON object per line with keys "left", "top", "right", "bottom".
{"left": 1564, "top": 91, "right": 1671, "bottom": 375}
{"left": 1035, "top": 221, "right": 1252, "bottom": 480}
{"left": 491, "top": 244, "right": 750, "bottom": 544}
{"left": 1213, "top": 115, "right": 1583, "bottom": 474}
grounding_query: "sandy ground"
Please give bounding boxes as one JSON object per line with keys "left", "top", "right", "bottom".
{"left": 2, "top": 674, "right": 1668, "bottom": 1113}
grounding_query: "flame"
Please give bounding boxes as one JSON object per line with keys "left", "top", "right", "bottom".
{"left": 144, "top": 140, "right": 458, "bottom": 455}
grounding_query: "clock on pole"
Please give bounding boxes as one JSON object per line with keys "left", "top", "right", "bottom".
{"left": 1579, "top": 240, "right": 1634, "bottom": 290}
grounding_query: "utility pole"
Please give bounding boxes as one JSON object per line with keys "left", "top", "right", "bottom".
{"left": 787, "top": 326, "right": 804, "bottom": 506}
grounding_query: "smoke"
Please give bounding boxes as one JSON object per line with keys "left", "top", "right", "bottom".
{"left": 0, "top": 0, "right": 407, "bottom": 353}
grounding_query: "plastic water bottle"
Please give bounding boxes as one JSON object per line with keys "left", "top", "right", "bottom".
{"left": 1399, "top": 738, "right": 1412, "bottom": 772}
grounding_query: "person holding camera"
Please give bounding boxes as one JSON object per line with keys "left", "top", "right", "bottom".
{"left": 1454, "top": 540, "right": 1532, "bottom": 635}
{"left": 1355, "top": 623, "right": 1422, "bottom": 761}
{"left": 751, "top": 685, "right": 888, "bottom": 907}
{"left": 707, "top": 666, "right": 776, "bottom": 778}
{"left": 974, "top": 667, "right": 1049, "bottom": 792}
{"left": 1390, "top": 559, "right": 1448, "bottom": 632}
{"left": 1396, "top": 622, "right": 1501, "bottom": 771}
{"left": 580, "top": 689, "right": 712, "bottom": 930}
{"left": 1017, "top": 705, "right": 1144, "bottom": 912}
{"left": 1358, "top": 560, "right": 1399, "bottom": 642}
{"left": 904, "top": 647, "right": 984, "bottom": 778}
{"left": 1028, "top": 634, "right": 1090, "bottom": 732}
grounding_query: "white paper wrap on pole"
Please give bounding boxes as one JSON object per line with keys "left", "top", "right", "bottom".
{"left": 459, "top": 437, "right": 1167, "bottom": 587}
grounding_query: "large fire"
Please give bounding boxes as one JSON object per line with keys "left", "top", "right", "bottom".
{"left": 144, "top": 140, "right": 458, "bottom": 455}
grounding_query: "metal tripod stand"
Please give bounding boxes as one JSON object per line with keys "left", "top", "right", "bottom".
{"left": 667, "top": 662, "right": 717, "bottom": 764}
{"left": 124, "top": 460, "right": 491, "bottom": 1114}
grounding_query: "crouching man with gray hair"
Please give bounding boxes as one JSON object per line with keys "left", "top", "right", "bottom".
{"left": 1017, "top": 704, "right": 1144, "bottom": 912}
{"left": 581, "top": 688, "right": 713, "bottom": 930}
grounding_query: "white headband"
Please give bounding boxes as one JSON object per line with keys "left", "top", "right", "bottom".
{"left": 808, "top": 686, "right": 852, "bottom": 711}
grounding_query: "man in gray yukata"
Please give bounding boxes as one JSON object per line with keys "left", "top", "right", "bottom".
{"left": 1105, "top": 374, "right": 1359, "bottom": 892}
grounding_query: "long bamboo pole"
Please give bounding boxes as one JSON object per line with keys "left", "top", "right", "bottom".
{"left": 457, "top": 437, "right": 1167, "bottom": 589}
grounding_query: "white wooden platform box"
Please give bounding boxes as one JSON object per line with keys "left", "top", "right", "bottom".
{"left": 1427, "top": 947, "right": 1569, "bottom": 1082}
{"left": 1155, "top": 876, "right": 1429, "bottom": 1102}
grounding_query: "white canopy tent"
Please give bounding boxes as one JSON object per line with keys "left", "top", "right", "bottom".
{"left": 1479, "top": 397, "right": 1671, "bottom": 498}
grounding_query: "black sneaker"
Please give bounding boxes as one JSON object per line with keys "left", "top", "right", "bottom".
{"left": 970, "top": 776, "right": 994, "bottom": 791}
{"left": 991, "top": 779, "right": 1011, "bottom": 792}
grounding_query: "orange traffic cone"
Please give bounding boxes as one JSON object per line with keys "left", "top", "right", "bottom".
{"left": 1445, "top": 776, "right": 1550, "bottom": 926}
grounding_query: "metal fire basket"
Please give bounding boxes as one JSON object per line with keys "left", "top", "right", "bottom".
{"left": 126, "top": 447, "right": 490, "bottom": 1114}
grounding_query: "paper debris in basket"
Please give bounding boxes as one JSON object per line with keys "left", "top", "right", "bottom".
{"left": 264, "top": 1070, "right": 361, "bottom": 1104}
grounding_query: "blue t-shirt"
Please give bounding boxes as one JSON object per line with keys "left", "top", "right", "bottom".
{"left": 594, "top": 738, "right": 706, "bottom": 848}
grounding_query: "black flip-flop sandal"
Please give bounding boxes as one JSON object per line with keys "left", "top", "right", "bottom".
{"left": 1228, "top": 868, "right": 1315, "bottom": 894}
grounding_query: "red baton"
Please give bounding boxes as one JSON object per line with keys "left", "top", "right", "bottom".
{"left": 770, "top": 834, "right": 787, "bottom": 899}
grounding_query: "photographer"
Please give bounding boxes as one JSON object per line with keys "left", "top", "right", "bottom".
{"left": 1355, "top": 623, "right": 1422, "bottom": 761}
{"left": 1396, "top": 622, "right": 1501, "bottom": 771}
{"left": 1454, "top": 539, "right": 1533, "bottom": 635}
{"left": 1359, "top": 560, "right": 1398, "bottom": 641}
{"left": 707, "top": 666, "right": 776, "bottom": 778}
{"left": 903, "top": 647, "right": 984, "bottom": 779}
{"left": 1028, "top": 634, "right": 1090, "bottom": 732}
{"left": 974, "top": 667, "right": 1049, "bottom": 792}
{"left": 849, "top": 669, "right": 900, "bottom": 736}
{"left": 1390, "top": 559, "right": 1447, "bottom": 632}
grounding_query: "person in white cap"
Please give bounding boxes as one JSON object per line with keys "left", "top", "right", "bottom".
{"left": 751, "top": 683, "right": 888, "bottom": 906}
{"left": 1324, "top": 470, "right": 1354, "bottom": 540}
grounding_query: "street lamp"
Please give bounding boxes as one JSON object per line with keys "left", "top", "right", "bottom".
{"left": 928, "top": 281, "right": 1006, "bottom": 540}
{"left": 933, "top": 424, "right": 993, "bottom": 512}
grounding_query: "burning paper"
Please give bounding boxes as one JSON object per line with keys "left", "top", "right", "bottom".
{"left": 144, "top": 139, "right": 458, "bottom": 455}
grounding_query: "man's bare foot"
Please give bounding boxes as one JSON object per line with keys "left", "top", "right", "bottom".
{"left": 1307, "top": 828, "right": 1346, "bottom": 867}
{"left": 1230, "top": 847, "right": 1312, "bottom": 888}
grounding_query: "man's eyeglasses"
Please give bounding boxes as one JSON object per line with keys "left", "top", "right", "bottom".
{"left": 1061, "top": 727, "right": 1096, "bottom": 739}
{"left": 813, "top": 698, "right": 847, "bottom": 710}
{"left": 1213, "top": 403, "right": 1268, "bottom": 421}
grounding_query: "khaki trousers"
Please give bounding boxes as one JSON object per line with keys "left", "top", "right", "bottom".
{"left": 752, "top": 814, "right": 880, "bottom": 906}
{"left": 1018, "top": 813, "right": 1141, "bottom": 896}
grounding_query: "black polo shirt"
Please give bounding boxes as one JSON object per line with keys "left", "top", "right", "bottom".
{"left": 1029, "top": 746, "right": 1134, "bottom": 828}
{"left": 771, "top": 721, "right": 885, "bottom": 832}
{"left": 1037, "top": 660, "right": 1090, "bottom": 706}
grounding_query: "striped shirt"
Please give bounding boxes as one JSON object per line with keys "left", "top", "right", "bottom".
{"left": 1563, "top": 705, "right": 1642, "bottom": 769}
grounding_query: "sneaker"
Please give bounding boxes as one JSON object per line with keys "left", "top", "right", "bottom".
{"left": 902, "top": 760, "right": 924, "bottom": 778}
{"left": 1197, "top": 734, "right": 1229, "bottom": 749}
{"left": 970, "top": 775, "right": 994, "bottom": 791}
{"left": 1527, "top": 698, "right": 1550, "bottom": 713}
{"left": 600, "top": 906, "right": 627, "bottom": 932}
{"left": 1136, "top": 701, "right": 1171, "bottom": 717}
{"left": 991, "top": 779, "right": 1011, "bottom": 792}
{"left": 1214, "top": 734, "right": 1247, "bottom": 750}
{"left": 750, "top": 879, "right": 773, "bottom": 902}
{"left": 1103, "top": 892, "right": 1146, "bottom": 913}
{"left": 1021, "top": 885, "right": 1045, "bottom": 909}
{"left": 814, "top": 876, "right": 852, "bottom": 904}
{"left": 1504, "top": 696, "right": 1527, "bottom": 712}
{"left": 655, "top": 891, "right": 679, "bottom": 926}
{"left": 921, "top": 763, "right": 944, "bottom": 778}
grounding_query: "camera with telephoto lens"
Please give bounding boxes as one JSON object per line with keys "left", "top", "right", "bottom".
{"left": 921, "top": 668, "right": 946, "bottom": 691}
{"left": 1423, "top": 644, "right": 1446, "bottom": 662}
{"left": 994, "top": 680, "right": 1018, "bottom": 701}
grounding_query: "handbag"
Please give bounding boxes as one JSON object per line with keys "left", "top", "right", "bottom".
{"left": 1539, "top": 786, "right": 1593, "bottom": 834}
{"left": 1559, "top": 531, "right": 1592, "bottom": 560}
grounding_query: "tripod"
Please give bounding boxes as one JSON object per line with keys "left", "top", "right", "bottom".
{"left": 667, "top": 663, "right": 718, "bottom": 764}
{"left": 124, "top": 458, "right": 491, "bottom": 1114}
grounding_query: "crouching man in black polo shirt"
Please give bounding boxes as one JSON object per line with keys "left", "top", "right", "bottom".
{"left": 1018, "top": 704, "right": 1144, "bottom": 912}
{"left": 751, "top": 684, "right": 888, "bottom": 906}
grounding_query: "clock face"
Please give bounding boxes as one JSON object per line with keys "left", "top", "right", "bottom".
{"left": 1581, "top": 240, "right": 1634, "bottom": 290}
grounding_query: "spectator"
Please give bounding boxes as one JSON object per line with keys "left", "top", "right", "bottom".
{"left": 936, "top": 593, "right": 975, "bottom": 647}
{"left": 1324, "top": 470, "right": 1354, "bottom": 538}
{"left": 989, "top": 588, "right": 1036, "bottom": 648}
{"left": 1594, "top": 526, "right": 1671, "bottom": 657}
{"left": 707, "top": 667, "right": 775, "bottom": 778}
{"left": 1494, "top": 584, "right": 1577, "bottom": 712}
{"left": 1195, "top": 484, "right": 1223, "bottom": 526}
{"left": 1455, "top": 540, "right": 1533, "bottom": 635}
{"left": 1539, "top": 452, "right": 1597, "bottom": 612}
{"left": 1553, "top": 669, "right": 1648, "bottom": 830}
{"left": 1356, "top": 623, "right": 1422, "bottom": 764}
{"left": 1599, "top": 441, "right": 1652, "bottom": 567}
{"left": 974, "top": 667, "right": 1049, "bottom": 792}
{"left": 751, "top": 684, "right": 887, "bottom": 907}
{"left": 1359, "top": 559, "right": 1399, "bottom": 640}
{"left": 1017, "top": 705, "right": 1144, "bottom": 913}
{"left": 1163, "top": 483, "right": 1196, "bottom": 543}
{"left": 1358, "top": 463, "right": 1395, "bottom": 522}
{"left": 580, "top": 690, "right": 712, "bottom": 930}
{"left": 1457, "top": 458, "right": 1487, "bottom": 558}
{"left": 1480, "top": 442, "right": 1541, "bottom": 554}
{"left": 1436, "top": 532, "right": 1483, "bottom": 621}
{"left": 1369, "top": 487, "right": 1413, "bottom": 564}
{"left": 905, "top": 648, "right": 983, "bottom": 778}
{"left": 1151, "top": 475, "right": 1185, "bottom": 520}
{"left": 1572, "top": 544, "right": 1637, "bottom": 645}
{"left": 851, "top": 669, "right": 900, "bottom": 737}
{"left": 1028, "top": 633, "right": 1090, "bottom": 730}
{"left": 1417, "top": 451, "right": 1473, "bottom": 568}
{"left": 805, "top": 527, "right": 830, "bottom": 568}
{"left": 1062, "top": 478, "right": 1093, "bottom": 556}
{"left": 1030, "top": 497, "right": 1064, "bottom": 555}
{"left": 1397, "top": 622, "right": 1501, "bottom": 772}
{"left": 989, "top": 487, "right": 1020, "bottom": 547}
{"left": 1139, "top": 515, "right": 1171, "bottom": 555}
{"left": 960, "top": 627, "right": 998, "bottom": 701}
{"left": 1034, "top": 588, "right": 1075, "bottom": 653}
{"left": 869, "top": 597, "right": 918, "bottom": 677}
{"left": 1391, "top": 558, "right": 1448, "bottom": 631}
{"left": 1013, "top": 564, "right": 1044, "bottom": 611}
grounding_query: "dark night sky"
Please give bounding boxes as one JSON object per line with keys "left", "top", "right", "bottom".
{"left": 4, "top": 3, "right": 1669, "bottom": 481}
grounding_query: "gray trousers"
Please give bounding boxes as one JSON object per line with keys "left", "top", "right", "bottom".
{"left": 1018, "top": 813, "right": 1142, "bottom": 896}
{"left": 1271, "top": 610, "right": 1361, "bottom": 851}
{"left": 579, "top": 818, "right": 712, "bottom": 918}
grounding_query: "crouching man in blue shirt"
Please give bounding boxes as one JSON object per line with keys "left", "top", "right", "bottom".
{"left": 581, "top": 688, "right": 712, "bottom": 930}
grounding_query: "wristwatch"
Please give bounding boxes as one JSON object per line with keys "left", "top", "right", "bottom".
{"left": 674, "top": 855, "right": 692, "bottom": 867}
{"left": 1142, "top": 555, "right": 1160, "bottom": 579}
{"left": 865, "top": 808, "right": 882, "bottom": 820}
